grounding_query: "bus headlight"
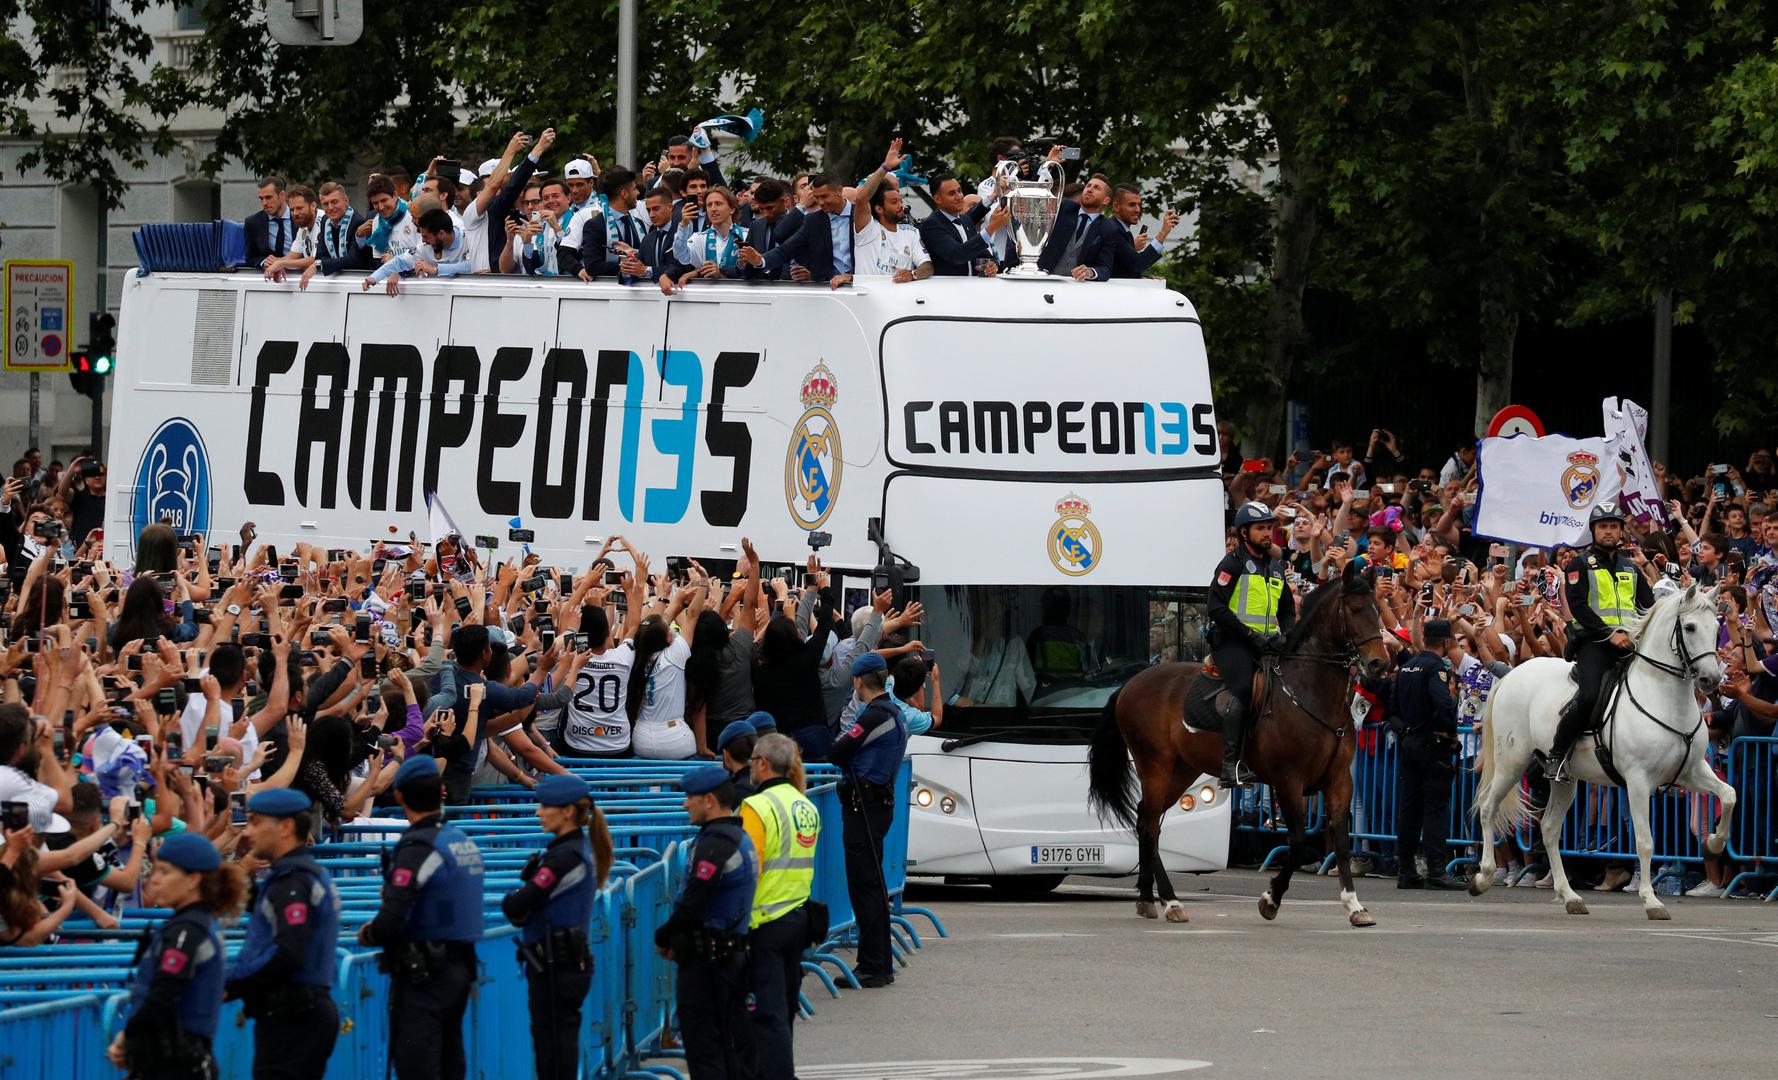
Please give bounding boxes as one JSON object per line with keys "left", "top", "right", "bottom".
{"left": 1178, "top": 793, "right": 1195, "bottom": 812}
{"left": 1199, "top": 784, "right": 1217, "bottom": 805}
{"left": 915, "top": 787, "right": 935, "bottom": 808}
{"left": 939, "top": 795, "right": 956, "bottom": 815}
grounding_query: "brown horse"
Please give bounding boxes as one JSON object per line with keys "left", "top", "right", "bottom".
{"left": 1088, "top": 562, "right": 1393, "bottom": 927}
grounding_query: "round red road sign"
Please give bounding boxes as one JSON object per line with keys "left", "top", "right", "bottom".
{"left": 1486, "top": 404, "right": 1545, "bottom": 438}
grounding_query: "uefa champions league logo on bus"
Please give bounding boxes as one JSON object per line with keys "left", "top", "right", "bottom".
{"left": 786, "top": 362, "right": 842, "bottom": 530}
{"left": 131, "top": 418, "right": 212, "bottom": 549}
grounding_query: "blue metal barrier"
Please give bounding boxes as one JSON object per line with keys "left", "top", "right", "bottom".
{"left": 1724, "top": 736, "right": 1778, "bottom": 900}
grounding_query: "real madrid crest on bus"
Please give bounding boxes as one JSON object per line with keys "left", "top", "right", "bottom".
{"left": 1560, "top": 450, "right": 1600, "bottom": 509}
{"left": 786, "top": 362, "right": 842, "bottom": 529}
{"left": 1048, "top": 493, "right": 1101, "bottom": 576}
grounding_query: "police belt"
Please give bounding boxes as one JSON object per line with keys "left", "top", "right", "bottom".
{"left": 516, "top": 926, "right": 590, "bottom": 973}
{"left": 378, "top": 939, "right": 475, "bottom": 982}
{"left": 241, "top": 982, "right": 331, "bottom": 1019}
{"left": 670, "top": 926, "right": 745, "bottom": 965}
{"left": 842, "top": 777, "right": 893, "bottom": 807}
{"left": 128, "top": 1029, "right": 212, "bottom": 1073}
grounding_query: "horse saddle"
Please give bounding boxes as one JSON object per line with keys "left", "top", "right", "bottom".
{"left": 1183, "top": 659, "right": 1266, "bottom": 734}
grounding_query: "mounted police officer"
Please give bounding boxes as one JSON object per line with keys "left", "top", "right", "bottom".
{"left": 501, "top": 774, "right": 613, "bottom": 1080}
{"left": 1546, "top": 502, "right": 1655, "bottom": 780}
{"left": 110, "top": 833, "right": 240, "bottom": 1080}
{"left": 1392, "top": 621, "right": 1466, "bottom": 890}
{"left": 740, "top": 733, "right": 821, "bottom": 1080}
{"left": 358, "top": 754, "right": 486, "bottom": 1080}
{"left": 829, "top": 651, "right": 907, "bottom": 988}
{"left": 224, "top": 788, "right": 341, "bottom": 1080}
{"left": 654, "top": 765, "right": 759, "bottom": 1080}
{"left": 1206, "top": 501, "right": 1298, "bottom": 785}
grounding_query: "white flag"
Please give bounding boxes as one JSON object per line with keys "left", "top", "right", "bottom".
{"left": 426, "top": 489, "right": 462, "bottom": 552}
{"left": 1602, "top": 396, "right": 1665, "bottom": 526}
{"left": 1473, "top": 432, "right": 1623, "bottom": 549}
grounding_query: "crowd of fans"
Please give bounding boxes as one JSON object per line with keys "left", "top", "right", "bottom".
{"left": 244, "top": 127, "right": 1177, "bottom": 295}
{"left": 1217, "top": 425, "right": 1778, "bottom": 896}
{"left": 0, "top": 448, "right": 947, "bottom": 951}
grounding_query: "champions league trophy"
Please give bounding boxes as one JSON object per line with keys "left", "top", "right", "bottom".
{"left": 994, "top": 157, "right": 1064, "bottom": 277}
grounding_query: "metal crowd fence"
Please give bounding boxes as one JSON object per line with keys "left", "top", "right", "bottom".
{"left": 1235, "top": 725, "right": 1778, "bottom": 898}
{"left": 0, "top": 758, "right": 942, "bottom": 1080}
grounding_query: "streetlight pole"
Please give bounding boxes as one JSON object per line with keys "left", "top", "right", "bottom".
{"left": 616, "top": 0, "right": 637, "bottom": 167}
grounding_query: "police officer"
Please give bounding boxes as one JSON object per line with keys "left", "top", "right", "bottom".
{"left": 654, "top": 766, "right": 759, "bottom": 1080}
{"left": 828, "top": 651, "right": 906, "bottom": 988}
{"left": 1392, "top": 620, "right": 1465, "bottom": 890}
{"left": 718, "top": 719, "right": 758, "bottom": 799}
{"left": 110, "top": 833, "right": 239, "bottom": 1080}
{"left": 224, "top": 788, "right": 341, "bottom": 1080}
{"left": 739, "top": 733, "right": 820, "bottom": 1080}
{"left": 501, "top": 774, "right": 613, "bottom": 1080}
{"left": 1547, "top": 502, "right": 1655, "bottom": 780}
{"left": 1207, "top": 501, "right": 1298, "bottom": 785}
{"left": 358, "top": 755, "right": 486, "bottom": 1080}
{"left": 748, "top": 710, "right": 779, "bottom": 738}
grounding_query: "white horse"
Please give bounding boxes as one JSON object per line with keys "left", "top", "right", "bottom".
{"left": 1469, "top": 584, "right": 1734, "bottom": 920}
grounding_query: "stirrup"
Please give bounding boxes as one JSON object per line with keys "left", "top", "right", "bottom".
{"left": 1542, "top": 749, "right": 1571, "bottom": 782}
{"left": 1221, "top": 760, "right": 1256, "bottom": 787}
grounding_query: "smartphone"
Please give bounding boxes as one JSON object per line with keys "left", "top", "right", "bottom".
{"left": 1457, "top": 603, "right": 1477, "bottom": 617}
{"left": 323, "top": 597, "right": 348, "bottom": 612}
{"left": 508, "top": 528, "right": 536, "bottom": 543}
{"left": 359, "top": 653, "right": 376, "bottom": 679}
{"left": 454, "top": 596, "right": 473, "bottom": 618}
{"left": 165, "top": 730, "right": 184, "bottom": 760}
{"left": 476, "top": 534, "right": 501, "bottom": 550}
{"left": 1353, "top": 489, "right": 1372, "bottom": 501}
{"left": 408, "top": 579, "right": 426, "bottom": 601}
{"left": 230, "top": 791, "right": 248, "bottom": 827}
{"left": 431, "top": 582, "right": 447, "bottom": 601}
{"left": 540, "top": 628, "right": 556, "bottom": 652}
{"left": 202, "top": 753, "right": 231, "bottom": 774}
{"left": 603, "top": 569, "right": 624, "bottom": 587}
{"left": 1058, "top": 146, "right": 1082, "bottom": 161}
{"left": 154, "top": 687, "right": 178, "bottom": 715}
{"left": 1267, "top": 484, "right": 1286, "bottom": 495}
{"left": 241, "top": 632, "right": 273, "bottom": 649}
{"left": 1710, "top": 464, "right": 1729, "bottom": 475}
{"left": 351, "top": 614, "right": 370, "bottom": 644}
{"left": 1516, "top": 593, "right": 1536, "bottom": 608}
{"left": 309, "top": 630, "right": 331, "bottom": 647}
{"left": 1377, "top": 483, "right": 1396, "bottom": 494}
{"left": 376, "top": 734, "right": 398, "bottom": 750}
{"left": 1137, "top": 224, "right": 1149, "bottom": 237}
{"left": 559, "top": 573, "right": 574, "bottom": 594}
{"left": 521, "top": 575, "right": 548, "bottom": 594}
{"left": 279, "top": 582, "right": 303, "bottom": 601}
{"left": 0, "top": 801, "right": 28, "bottom": 831}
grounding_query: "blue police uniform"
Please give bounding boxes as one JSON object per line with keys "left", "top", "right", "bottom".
{"left": 718, "top": 719, "right": 758, "bottom": 799}
{"left": 502, "top": 775, "right": 599, "bottom": 1080}
{"left": 654, "top": 767, "right": 759, "bottom": 1080}
{"left": 1390, "top": 624, "right": 1463, "bottom": 890}
{"left": 124, "top": 835, "right": 227, "bottom": 1079}
{"left": 828, "top": 658, "right": 908, "bottom": 986}
{"left": 362, "top": 780, "right": 486, "bottom": 1080}
{"left": 226, "top": 843, "right": 341, "bottom": 1080}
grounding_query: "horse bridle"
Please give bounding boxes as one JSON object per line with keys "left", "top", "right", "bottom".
{"left": 1630, "top": 605, "right": 1716, "bottom": 683}
{"left": 1605, "top": 601, "right": 1713, "bottom": 786}
{"left": 1268, "top": 587, "right": 1383, "bottom": 738}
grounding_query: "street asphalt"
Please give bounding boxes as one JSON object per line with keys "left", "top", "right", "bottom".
{"left": 725, "top": 867, "right": 1778, "bottom": 1080}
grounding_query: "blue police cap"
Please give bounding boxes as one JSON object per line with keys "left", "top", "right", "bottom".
{"left": 680, "top": 766, "right": 732, "bottom": 796}
{"left": 536, "top": 774, "right": 590, "bottom": 807}
{"left": 1423, "top": 619, "right": 1454, "bottom": 642}
{"left": 246, "top": 788, "right": 312, "bottom": 818}
{"left": 392, "top": 754, "right": 442, "bottom": 790}
{"left": 850, "top": 652, "right": 887, "bottom": 677}
{"left": 717, "top": 720, "right": 755, "bottom": 752}
{"left": 156, "top": 833, "right": 221, "bottom": 873}
{"left": 746, "top": 710, "right": 777, "bottom": 734}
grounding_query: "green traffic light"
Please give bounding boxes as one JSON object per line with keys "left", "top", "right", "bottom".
{"left": 94, "top": 355, "right": 112, "bottom": 375}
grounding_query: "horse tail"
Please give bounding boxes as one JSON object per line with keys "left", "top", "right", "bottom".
{"left": 1087, "top": 686, "right": 1139, "bottom": 832}
{"left": 1471, "top": 684, "right": 1530, "bottom": 833}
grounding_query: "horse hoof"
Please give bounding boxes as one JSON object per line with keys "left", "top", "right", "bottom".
{"left": 1646, "top": 905, "right": 1672, "bottom": 922}
{"left": 1136, "top": 902, "right": 1158, "bottom": 920}
{"left": 1350, "top": 910, "right": 1375, "bottom": 928}
{"left": 1258, "top": 894, "right": 1279, "bottom": 921}
{"left": 1467, "top": 875, "right": 1488, "bottom": 897}
{"left": 1565, "top": 899, "right": 1590, "bottom": 916}
{"left": 1164, "top": 904, "right": 1190, "bottom": 924}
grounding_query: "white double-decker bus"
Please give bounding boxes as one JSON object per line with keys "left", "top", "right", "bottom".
{"left": 106, "top": 268, "right": 1229, "bottom": 891}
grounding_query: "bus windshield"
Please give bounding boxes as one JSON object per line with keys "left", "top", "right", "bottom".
{"left": 909, "top": 585, "right": 1211, "bottom": 740}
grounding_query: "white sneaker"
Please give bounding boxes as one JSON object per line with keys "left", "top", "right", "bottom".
{"left": 1625, "top": 871, "right": 1642, "bottom": 893}
{"left": 1491, "top": 868, "right": 1511, "bottom": 886}
{"left": 1685, "top": 879, "right": 1724, "bottom": 898}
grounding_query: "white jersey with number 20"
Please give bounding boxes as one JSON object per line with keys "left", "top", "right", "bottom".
{"left": 563, "top": 642, "right": 635, "bottom": 754}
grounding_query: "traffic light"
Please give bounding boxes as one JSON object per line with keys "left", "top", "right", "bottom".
{"left": 67, "top": 312, "right": 116, "bottom": 400}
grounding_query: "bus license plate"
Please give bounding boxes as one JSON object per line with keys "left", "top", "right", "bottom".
{"left": 1031, "top": 844, "right": 1103, "bottom": 866}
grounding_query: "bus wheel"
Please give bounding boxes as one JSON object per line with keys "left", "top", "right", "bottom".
{"left": 988, "top": 874, "right": 1065, "bottom": 899}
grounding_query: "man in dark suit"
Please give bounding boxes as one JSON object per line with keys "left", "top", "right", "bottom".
{"left": 243, "top": 175, "right": 291, "bottom": 270}
{"left": 737, "top": 178, "right": 792, "bottom": 278}
{"left": 1091, "top": 183, "right": 1181, "bottom": 281}
{"left": 621, "top": 188, "right": 684, "bottom": 292}
{"left": 918, "top": 175, "right": 1010, "bottom": 276}
{"left": 296, "top": 181, "right": 373, "bottom": 288}
{"left": 1037, "top": 174, "right": 1116, "bottom": 280}
{"left": 737, "top": 173, "right": 855, "bottom": 287}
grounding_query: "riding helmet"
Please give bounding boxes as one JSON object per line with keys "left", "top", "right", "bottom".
{"left": 1233, "top": 501, "right": 1277, "bottom": 529}
{"left": 1588, "top": 502, "right": 1625, "bottom": 526}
